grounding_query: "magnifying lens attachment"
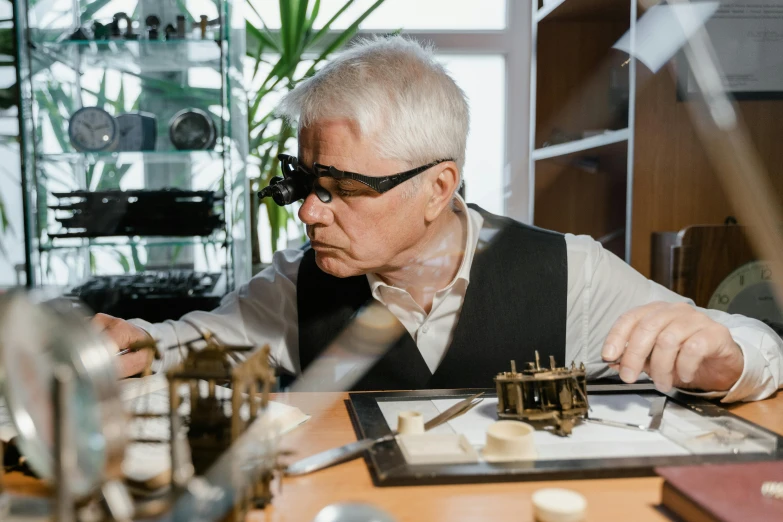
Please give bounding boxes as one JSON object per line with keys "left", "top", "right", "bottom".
{"left": 258, "top": 172, "right": 332, "bottom": 206}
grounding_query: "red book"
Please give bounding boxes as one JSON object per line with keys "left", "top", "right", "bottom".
{"left": 656, "top": 462, "right": 783, "bottom": 522}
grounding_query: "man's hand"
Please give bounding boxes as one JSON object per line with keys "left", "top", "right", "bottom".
{"left": 91, "top": 313, "right": 154, "bottom": 379}
{"left": 601, "top": 301, "right": 745, "bottom": 393}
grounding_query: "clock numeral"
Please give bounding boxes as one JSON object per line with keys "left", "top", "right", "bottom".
{"left": 740, "top": 274, "right": 745, "bottom": 286}
{"left": 717, "top": 294, "right": 730, "bottom": 305}
{"left": 762, "top": 268, "right": 772, "bottom": 280}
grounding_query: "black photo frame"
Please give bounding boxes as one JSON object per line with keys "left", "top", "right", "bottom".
{"left": 676, "top": 50, "right": 783, "bottom": 102}
{"left": 347, "top": 384, "right": 783, "bottom": 487}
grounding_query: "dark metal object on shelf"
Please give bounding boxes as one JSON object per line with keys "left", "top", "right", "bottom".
{"left": 49, "top": 189, "right": 224, "bottom": 238}
{"left": 494, "top": 352, "right": 589, "bottom": 436}
{"left": 68, "top": 27, "right": 90, "bottom": 41}
{"left": 176, "top": 15, "right": 186, "bottom": 39}
{"left": 164, "top": 23, "right": 177, "bottom": 41}
{"left": 168, "top": 109, "right": 217, "bottom": 150}
{"left": 92, "top": 21, "right": 109, "bottom": 40}
{"left": 199, "top": 15, "right": 208, "bottom": 39}
{"left": 145, "top": 15, "right": 161, "bottom": 40}
{"left": 67, "top": 270, "right": 223, "bottom": 322}
{"left": 110, "top": 12, "right": 128, "bottom": 39}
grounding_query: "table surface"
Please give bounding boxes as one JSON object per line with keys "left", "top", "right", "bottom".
{"left": 4, "top": 391, "right": 782, "bottom": 522}
{"left": 256, "top": 391, "right": 783, "bottom": 522}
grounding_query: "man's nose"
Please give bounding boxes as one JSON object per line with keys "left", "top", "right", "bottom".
{"left": 299, "top": 190, "right": 334, "bottom": 226}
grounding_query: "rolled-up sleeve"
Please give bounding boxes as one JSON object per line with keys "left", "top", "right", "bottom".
{"left": 129, "top": 248, "right": 303, "bottom": 375}
{"left": 564, "top": 234, "right": 783, "bottom": 402}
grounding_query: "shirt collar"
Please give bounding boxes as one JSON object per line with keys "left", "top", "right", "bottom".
{"left": 366, "top": 194, "right": 481, "bottom": 297}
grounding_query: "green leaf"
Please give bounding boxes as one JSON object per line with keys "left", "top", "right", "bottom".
{"left": 306, "top": 0, "right": 355, "bottom": 50}
{"left": 246, "top": 20, "right": 279, "bottom": 54}
{"left": 279, "top": 0, "right": 296, "bottom": 59}
{"left": 80, "top": 0, "right": 114, "bottom": 24}
{"left": 303, "top": 0, "right": 321, "bottom": 40}
{"left": 113, "top": 250, "right": 130, "bottom": 273}
{"left": 106, "top": 78, "right": 126, "bottom": 114}
{"left": 174, "top": 0, "right": 196, "bottom": 24}
{"left": 293, "top": 0, "right": 310, "bottom": 57}
{"left": 130, "top": 245, "right": 145, "bottom": 272}
{"left": 308, "top": 0, "right": 386, "bottom": 75}
{"left": 170, "top": 244, "right": 183, "bottom": 265}
{"left": 35, "top": 90, "right": 68, "bottom": 151}
{"left": 95, "top": 70, "right": 108, "bottom": 109}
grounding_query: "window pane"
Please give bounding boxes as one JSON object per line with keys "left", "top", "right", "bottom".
{"left": 437, "top": 55, "right": 506, "bottom": 215}
{"left": 247, "top": 0, "right": 506, "bottom": 30}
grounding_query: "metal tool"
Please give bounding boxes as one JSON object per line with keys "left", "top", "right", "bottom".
{"left": 285, "top": 392, "right": 485, "bottom": 476}
{"left": 584, "top": 396, "right": 667, "bottom": 432}
{"left": 647, "top": 396, "right": 666, "bottom": 431}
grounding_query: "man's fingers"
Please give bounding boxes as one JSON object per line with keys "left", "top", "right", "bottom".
{"left": 648, "top": 316, "right": 708, "bottom": 391}
{"left": 675, "top": 324, "right": 722, "bottom": 384}
{"left": 602, "top": 302, "right": 667, "bottom": 361}
{"left": 91, "top": 312, "right": 115, "bottom": 330}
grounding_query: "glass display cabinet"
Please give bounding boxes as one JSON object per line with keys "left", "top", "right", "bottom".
{"left": 13, "top": 0, "right": 250, "bottom": 320}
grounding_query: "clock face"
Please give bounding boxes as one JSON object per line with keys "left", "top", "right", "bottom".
{"left": 708, "top": 261, "right": 783, "bottom": 332}
{"left": 169, "top": 108, "right": 216, "bottom": 150}
{"left": 68, "top": 107, "right": 118, "bottom": 152}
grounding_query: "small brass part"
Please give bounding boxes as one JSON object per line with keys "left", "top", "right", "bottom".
{"left": 494, "top": 355, "right": 588, "bottom": 437}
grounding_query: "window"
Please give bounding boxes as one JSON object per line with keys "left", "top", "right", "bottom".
{"left": 248, "top": 2, "right": 531, "bottom": 260}
{"left": 247, "top": 0, "right": 507, "bottom": 30}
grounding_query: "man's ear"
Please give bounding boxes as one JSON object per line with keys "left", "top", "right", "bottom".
{"left": 424, "top": 161, "right": 460, "bottom": 222}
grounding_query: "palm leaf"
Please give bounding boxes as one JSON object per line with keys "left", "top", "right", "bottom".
{"left": 246, "top": 21, "right": 279, "bottom": 54}
{"left": 113, "top": 250, "right": 130, "bottom": 273}
{"left": 130, "top": 245, "right": 144, "bottom": 272}
{"left": 305, "top": 0, "right": 355, "bottom": 49}
{"left": 95, "top": 70, "right": 108, "bottom": 109}
{"left": 174, "top": 0, "right": 196, "bottom": 23}
{"left": 278, "top": 0, "right": 296, "bottom": 59}
{"left": 80, "top": 0, "right": 113, "bottom": 22}
{"left": 292, "top": 0, "right": 310, "bottom": 57}
{"left": 306, "top": 0, "right": 386, "bottom": 76}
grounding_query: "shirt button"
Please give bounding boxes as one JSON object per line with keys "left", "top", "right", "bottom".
{"left": 421, "top": 324, "right": 429, "bottom": 334}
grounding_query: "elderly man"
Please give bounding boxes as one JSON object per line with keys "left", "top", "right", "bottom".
{"left": 97, "top": 36, "right": 782, "bottom": 401}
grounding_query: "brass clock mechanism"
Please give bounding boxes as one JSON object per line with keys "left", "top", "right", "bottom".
{"left": 494, "top": 352, "right": 589, "bottom": 436}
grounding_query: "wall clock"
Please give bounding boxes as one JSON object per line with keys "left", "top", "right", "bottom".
{"left": 68, "top": 106, "right": 118, "bottom": 152}
{"left": 168, "top": 108, "right": 217, "bottom": 150}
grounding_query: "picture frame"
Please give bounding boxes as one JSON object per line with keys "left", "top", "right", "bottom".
{"left": 676, "top": 1, "right": 783, "bottom": 101}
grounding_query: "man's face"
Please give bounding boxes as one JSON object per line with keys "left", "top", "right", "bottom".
{"left": 297, "top": 119, "right": 430, "bottom": 277}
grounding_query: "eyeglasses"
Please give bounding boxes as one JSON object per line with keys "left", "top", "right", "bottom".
{"left": 279, "top": 154, "right": 453, "bottom": 194}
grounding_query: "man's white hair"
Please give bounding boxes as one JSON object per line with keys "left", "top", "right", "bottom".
{"left": 277, "top": 36, "right": 470, "bottom": 186}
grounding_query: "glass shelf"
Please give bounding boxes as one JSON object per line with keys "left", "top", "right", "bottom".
{"left": 32, "top": 39, "right": 227, "bottom": 73}
{"left": 37, "top": 149, "right": 226, "bottom": 164}
{"left": 40, "top": 235, "right": 228, "bottom": 252}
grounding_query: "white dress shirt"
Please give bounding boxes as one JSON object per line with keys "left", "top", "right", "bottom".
{"left": 131, "top": 196, "right": 783, "bottom": 402}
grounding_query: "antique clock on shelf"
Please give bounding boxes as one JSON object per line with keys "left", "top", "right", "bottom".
{"left": 652, "top": 224, "right": 783, "bottom": 336}
{"left": 68, "top": 106, "right": 118, "bottom": 152}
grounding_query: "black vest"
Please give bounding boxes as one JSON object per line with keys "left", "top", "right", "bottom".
{"left": 296, "top": 205, "right": 567, "bottom": 390}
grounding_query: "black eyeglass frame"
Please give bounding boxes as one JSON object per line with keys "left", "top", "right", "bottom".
{"left": 278, "top": 154, "right": 454, "bottom": 195}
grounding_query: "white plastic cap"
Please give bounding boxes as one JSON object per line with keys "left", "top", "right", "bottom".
{"left": 532, "top": 488, "right": 587, "bottom": 522}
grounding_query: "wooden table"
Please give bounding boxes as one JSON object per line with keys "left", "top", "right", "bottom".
{"left": 255, "top": 391, "right": 783, "bottom": 522}
{"left": 4, "top": 392, "right": 781, "bottom": 521}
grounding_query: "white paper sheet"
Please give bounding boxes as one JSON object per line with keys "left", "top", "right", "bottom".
{"left": 377, "top": 393, "right": 776, "bottom": 462}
